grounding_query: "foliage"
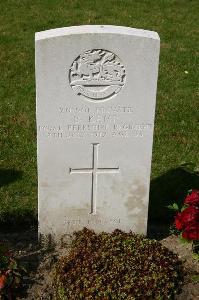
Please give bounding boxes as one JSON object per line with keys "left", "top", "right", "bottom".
{"left": 180, "top": 162, "right": 199, "bottom": 176}
{"left": 168, "top": 190, "right": 199, "bottom": 242}
{"left": 168, "top": 189, "right": 199, "bottom": 262}
{"left": 0, "top": 242, "right": 25, "bottom": 299}
{"left": 192, "top": 274, "right": 199, "bottom": 283}
{"left": 55, "top": 228, "right": 183, "bottom": 299}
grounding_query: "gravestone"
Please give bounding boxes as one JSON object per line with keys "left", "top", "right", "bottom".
{"left": 35, "top": 25, "right": 160, "bottom": 241}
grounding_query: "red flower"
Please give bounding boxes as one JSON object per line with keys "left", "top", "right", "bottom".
{"left": 175, "top": 213, "right": 183, "bottom": 230}
{"left": 0, "top": 274, "right": 7, "bottom": 289}
{"left": 175, "top": 206, "right": 199, "bottom": 231}
{"left": 184, "top": 190, "right": 199, "bottom": 207}
{"left": 182, "top": 223, "right": 199, "bottom": 240}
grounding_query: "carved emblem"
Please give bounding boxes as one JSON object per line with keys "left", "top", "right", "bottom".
{"left": 69, "top": 49, "right": 126, "bottom": 101}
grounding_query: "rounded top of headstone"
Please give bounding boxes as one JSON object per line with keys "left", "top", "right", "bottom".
{"left": 35, "top": 25, "right": 160, "bottom": 41}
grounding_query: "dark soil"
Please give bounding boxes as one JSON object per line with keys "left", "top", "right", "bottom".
{"left": 0, "top": 226, "right": 198, "bottom": 300}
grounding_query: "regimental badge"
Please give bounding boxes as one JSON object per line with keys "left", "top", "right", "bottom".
{"left": 69, "top": 49, "right": 126, "bottom": 101}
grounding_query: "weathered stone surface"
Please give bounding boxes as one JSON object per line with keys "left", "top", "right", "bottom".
{"left": 35, "top": 25, "right": 160, "bottom": 238}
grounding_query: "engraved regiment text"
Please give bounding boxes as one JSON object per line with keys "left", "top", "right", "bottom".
{"left": 38, "top": 105, "right": 153, "bottom": 139}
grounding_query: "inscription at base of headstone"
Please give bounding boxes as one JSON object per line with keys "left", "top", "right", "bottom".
{"left": 36, "top": 25, "right": 160, "bottom": 240}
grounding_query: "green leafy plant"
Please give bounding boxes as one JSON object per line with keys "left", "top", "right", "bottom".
{"left": 0, "top": 242, "right": 25, "bottom": 299}
{"left": 55, "top": 228, "right": 183, "bottom": 299}
{"left": 168, "top": 189, "right": 199, "bottom": 257}
{"left": 180, "top": 162, "right": 199, "bottom": 176}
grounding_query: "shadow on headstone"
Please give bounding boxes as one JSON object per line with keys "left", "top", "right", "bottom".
{"left": 0, "top": 168, "right": 23, "bottom": 187}
{"left": 147, "top": 166, "right": 199, "bottom": 240}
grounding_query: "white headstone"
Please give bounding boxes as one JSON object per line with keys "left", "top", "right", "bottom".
{"left": 36, "top": 25, "right": 160, "bottom": 241}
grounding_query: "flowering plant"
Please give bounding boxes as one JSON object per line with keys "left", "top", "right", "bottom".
{"left": 168, "top": 190, "right": 199, "bottom": 256}
{"left": 0, "top": 242, "right": 24, "bottom": 299}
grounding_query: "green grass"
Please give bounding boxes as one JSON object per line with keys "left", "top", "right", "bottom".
{"left": 0, "top": 0, "right": 199, "bottom": 225}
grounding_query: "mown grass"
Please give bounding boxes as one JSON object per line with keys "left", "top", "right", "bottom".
{"left": 0, "top": 0, "right": 198, "bottom": 225}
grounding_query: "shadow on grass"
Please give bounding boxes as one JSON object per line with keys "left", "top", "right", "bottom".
{"left": 0, "top": 168, "right": 37, "bottom": 231}
{"left": 0, "top": 168, "right": 23, "bottom": 187}
{"left": 147, "top": 166, "right": 199, "bottom": 240}
{"left": 0, "top": 213, "right": 38, "bottom": 232}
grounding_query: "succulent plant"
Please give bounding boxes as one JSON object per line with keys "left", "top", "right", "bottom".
{"left": 55, "top": 228, "right": 183, "bottom": 299}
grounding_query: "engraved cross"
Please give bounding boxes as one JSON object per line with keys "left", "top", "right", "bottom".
{"left": 69, "top": 143, "right": 119, "bottom": 214}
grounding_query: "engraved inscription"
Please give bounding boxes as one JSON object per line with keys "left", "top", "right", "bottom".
{"left": 59, "top": 106, "right": 133, "bottom": 114}
{"left": 38, "top": 105, "right": 153, "bottom": 139}
{"left": 39, "top": 123, "right": 152, "bottom": 139}
{"left": 69, "top": 143, "right": 119, "bottom": 214}
{"left": 64, "top": 218, "right": 121, "bottom": 226}
{"left": 69, "top": 49, "right": 126, "bottom": 101}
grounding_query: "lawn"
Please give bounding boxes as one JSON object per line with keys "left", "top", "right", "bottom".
{"left": 0, "top": 0, "right": 198, "bottom": 226}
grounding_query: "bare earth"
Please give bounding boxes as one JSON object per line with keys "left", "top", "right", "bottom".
{"left": 0, "top": 227, "right": 198, "bottom": 300}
